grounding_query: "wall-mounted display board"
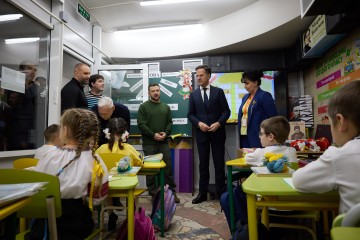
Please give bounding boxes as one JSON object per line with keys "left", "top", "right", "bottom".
{"left": 149, "top": 70, "right": 192, "bottom": 137}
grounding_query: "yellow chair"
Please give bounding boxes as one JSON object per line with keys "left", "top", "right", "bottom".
{"left": 98, "top": 153, "right": 128, "bottom": 171}
{"left": 0, "top": 169, "right": 100, "bottom": 240}
{"left": 13, "top": 158, "right": 39, "bottom": 169}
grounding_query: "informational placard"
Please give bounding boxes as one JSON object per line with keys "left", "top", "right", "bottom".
{"left": 183, "top": 59, "right": 203, "bottom": 72}
{"left": 1, "top": 66, "right": 25, "bottom": 93}
{"left": 302, "top": 15, "right": 327, "bottom": 57}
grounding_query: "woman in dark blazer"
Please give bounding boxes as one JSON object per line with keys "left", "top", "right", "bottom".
{"left": 238, "top": 70, "right": 278, "bottom": 148}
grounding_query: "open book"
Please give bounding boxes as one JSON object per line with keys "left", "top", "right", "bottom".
{"left": 109, "top": 166, "right": 141, "bottom": 177}
{"left": 143, "top": 153, "right": 163, "bottom": 163}
{"left": 251, "top": 166, "right": 295, "bottom": 177}
{"left": 0, "top": 182, "right": 47, "bottom": 207}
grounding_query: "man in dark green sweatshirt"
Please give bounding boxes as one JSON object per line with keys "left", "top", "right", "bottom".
{"left": 137, "top": 83, "right": 179, "bottom": 203}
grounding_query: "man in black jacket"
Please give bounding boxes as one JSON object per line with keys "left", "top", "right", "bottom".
{"left": 61, "top": 63, "right": 90, "bottom": 113}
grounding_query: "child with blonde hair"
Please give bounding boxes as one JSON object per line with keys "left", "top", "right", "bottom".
{"left": 34, "top": 108, "right": 109, "bottom": 239}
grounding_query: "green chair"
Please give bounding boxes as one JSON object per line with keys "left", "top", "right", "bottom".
{"left": 333, "top": 202, "right": 360, "bottom": 228}
{"left": 12, "top": 157, "right": 39, "bottom": 231}
{"left": 0, "top": 169, "right": 101, "bottom": 240}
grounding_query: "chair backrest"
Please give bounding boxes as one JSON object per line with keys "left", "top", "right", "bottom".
{"left": 0, "top": 169, "right": 62, "bottom": 218}
{"left": 332, "top": 214, "right": 345, "bottom": 228}
{"left": 13, "top": 158, "right": 39, "bottom": 169}
{"left": 98, "top": 153, "right": 128, "bottom": 171}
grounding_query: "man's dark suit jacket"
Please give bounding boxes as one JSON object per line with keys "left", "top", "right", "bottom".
{"left": 188, "top": 86, "right": 231, "bottom": 142}
{"left": 61, "top": 78, "right": 87, "bottom": 113}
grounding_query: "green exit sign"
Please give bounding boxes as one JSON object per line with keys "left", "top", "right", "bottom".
{"left": 78, "top": 3, "right": 90, "bottom": 22}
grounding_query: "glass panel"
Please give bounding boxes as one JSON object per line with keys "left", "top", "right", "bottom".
{"left": 99, "top": 69, "right": 144, "bottom": 135}
{"left": 0, "top": 1, "right": 50, "bottom": 151}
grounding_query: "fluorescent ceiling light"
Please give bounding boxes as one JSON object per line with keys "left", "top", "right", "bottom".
{"left": 114, "top": 23, "right": 202, "bottom": 33}
{"left": 140, "top": 0, "right": 206, "bottom": 6}
{"left": 0, "top": 14, "right": 23, "bottom": 22}
{"left": 5, "top": 37, "right": 40, "bottom": 44}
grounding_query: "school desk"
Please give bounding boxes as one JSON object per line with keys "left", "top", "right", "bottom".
{"left": 331, "top": 227, "right": 360, "bottom": 240}
{"left": 242, "top": 174, "right": 339, "bottom": 240}
{"left": 0, "top": 197, "right": 31, "bottom": 240}
{"left": 101, "top": 175, "right": 138, "bottom": 240}
{"left": 226, "top": 158, "right": 252, "bottom": 233}
{"left": 0, "top": 197, "right": 31, "bottom": 220}
{"left": 140, "top": 160, "right": 166, "bottom": 237}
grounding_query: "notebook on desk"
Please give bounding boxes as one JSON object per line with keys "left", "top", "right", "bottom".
{"left": 251, "top": 167, "right": 295, "bottom": 177}
{"left": 0, "top": 182, "right": 47, "bottom": 207}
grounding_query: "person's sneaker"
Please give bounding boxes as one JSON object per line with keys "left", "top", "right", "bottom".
{"left": 108, "top": 212, "right": 118, "bottom": 231}
{"left": 173, "top": 193, "right": 180, "bottom": 203}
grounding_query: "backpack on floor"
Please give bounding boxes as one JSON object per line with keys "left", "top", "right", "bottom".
{"left": 116, "top": 207, "right": 156, "bottom": 240}
{"left": 150, "top": 184, "right": 176, "bottom": 231}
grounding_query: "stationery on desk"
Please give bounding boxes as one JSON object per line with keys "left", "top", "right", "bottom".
{"left": 250, "top": 166, "right": 295, "bottom": 177}
{"left": 143, "top": 153, "right": 163, "bottom": 163}
{"left": 0, "top": 182, "right": 47, "bottom": 207}
{"left": 109, "top": 166, "right": 141, "bottom": 178}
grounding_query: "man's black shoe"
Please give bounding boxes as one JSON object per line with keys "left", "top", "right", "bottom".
{"left": 192, "top": 193, "right": 207, "bottom": 204}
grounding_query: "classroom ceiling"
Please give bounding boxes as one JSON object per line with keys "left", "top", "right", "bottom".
{"left": 80, "top": 0, "right": 315, "bottom": 62}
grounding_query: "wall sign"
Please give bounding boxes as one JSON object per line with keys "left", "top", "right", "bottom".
{"left": 77, "top": 3, "right": 90, "bottom": 22}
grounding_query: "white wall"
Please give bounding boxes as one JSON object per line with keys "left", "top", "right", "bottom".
{"left": 101, "top": 0, "right": 300, "bottom": 59}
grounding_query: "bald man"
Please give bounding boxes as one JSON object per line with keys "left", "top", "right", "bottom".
{"left": 61, "top": 63, "right": 91, "bottom": 113}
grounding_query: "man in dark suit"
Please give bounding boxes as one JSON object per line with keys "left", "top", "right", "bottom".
{"left": 188, "top": 65, "right": 231, "bottom": 204}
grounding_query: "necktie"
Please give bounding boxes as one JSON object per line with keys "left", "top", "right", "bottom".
{"left": 203, "top": 88, "right": 209, "bottom": 109}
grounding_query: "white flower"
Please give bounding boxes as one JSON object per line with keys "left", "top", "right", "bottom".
{"left": 121, "top": 131, "right": 129, "bottom": 142}
{"left": 103, "top": 128, "right": 111, "bottom": 140}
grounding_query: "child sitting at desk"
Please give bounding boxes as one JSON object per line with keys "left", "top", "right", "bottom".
{"left": 221, "top": 116, "right": 296, "bottom": 239}
{"left": 34, "top": 108, "right": 109, "bottom": 239}
{"left": 292, "top": 81, "right": 360, "bottom": 214}
{"left": 244, "top": 116, "right": 297, "bottom": 165}
{"left": 34, "top": 124, "right": 62, "bottom": 160}
{"left": 96, "top": 117, "right": 143, "bottom": 167}
{"left": 95, "top": 117, "right": 143, "bottom": 231}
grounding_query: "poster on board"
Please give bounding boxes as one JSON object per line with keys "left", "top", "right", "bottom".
{"left": 289, "top": 95, "right": 314, "bottom": 127}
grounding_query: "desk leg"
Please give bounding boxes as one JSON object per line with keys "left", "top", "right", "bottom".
{"left": 227, "top": 165, "right": 235, "bottom": 234}
{"left": 128, "top": 188, "right": 135, "bottom": 240}
{"left": 160, "top": 168, "right": 165, "bottom": 237}
{"left": 247, "top": 194, "right": 258, "bottom": 240}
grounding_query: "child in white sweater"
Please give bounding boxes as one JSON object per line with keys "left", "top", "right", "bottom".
{"left": 293, "top": 81, "right": 360, "bottom": 214}
{"left": 245, "top": 116, "right": 297, "bottom": 165}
